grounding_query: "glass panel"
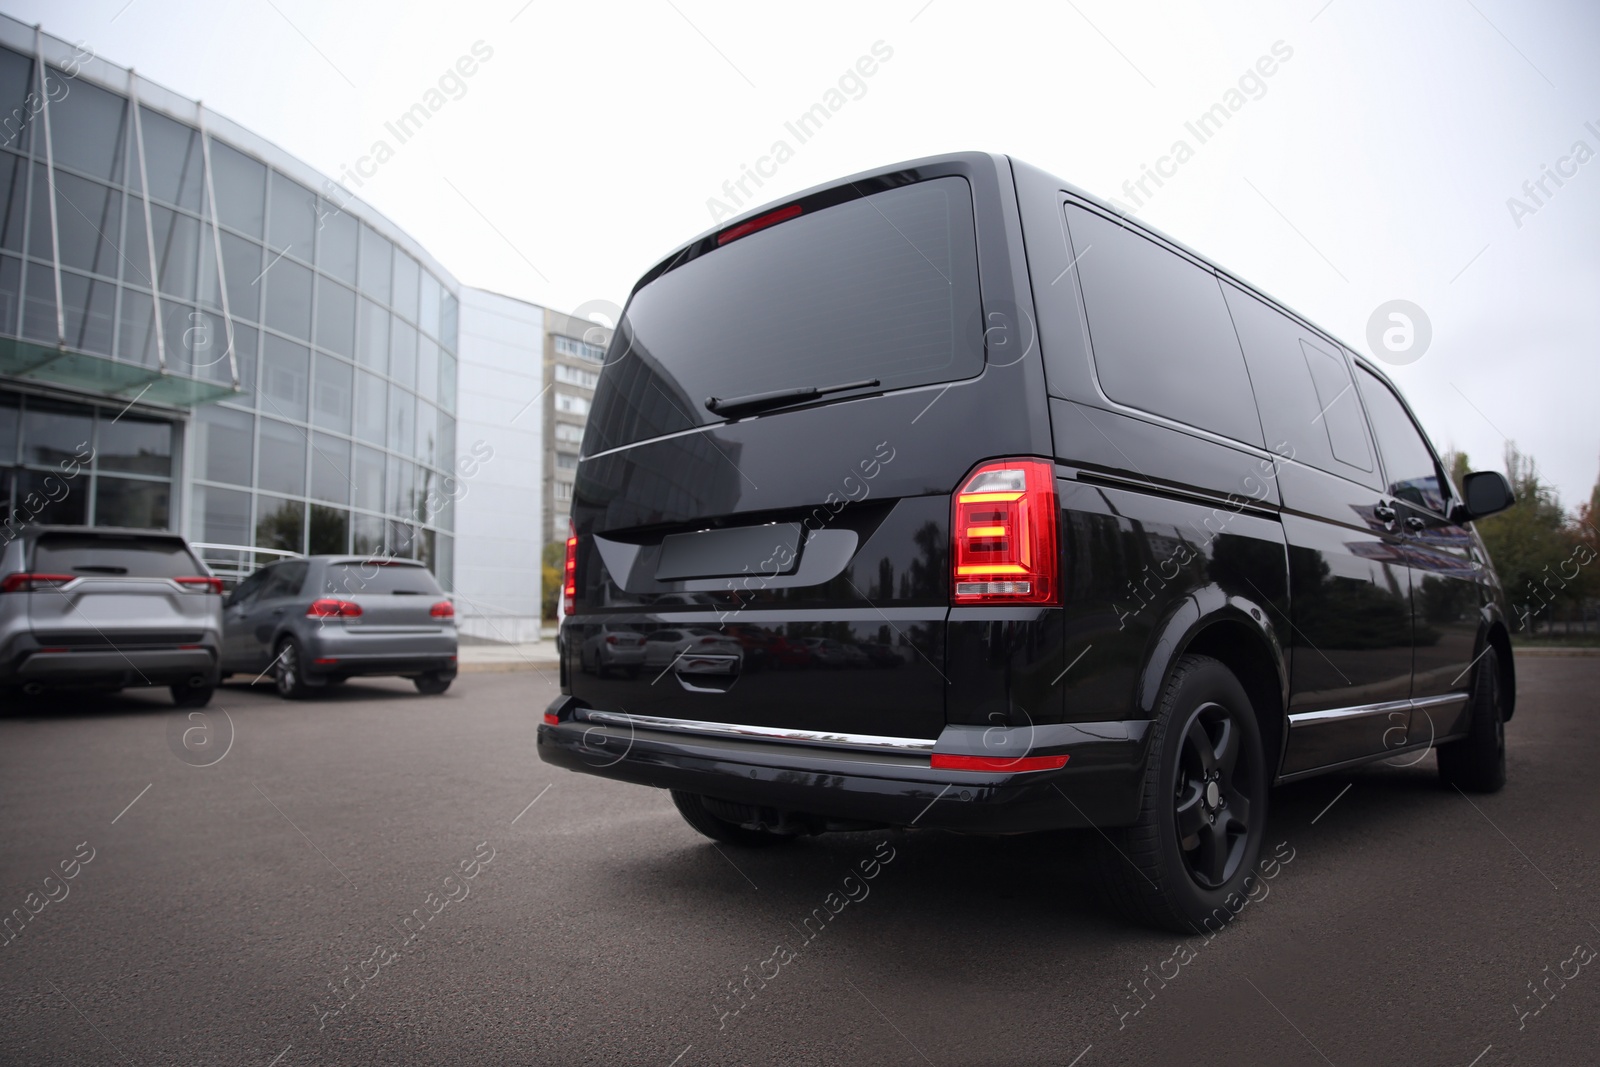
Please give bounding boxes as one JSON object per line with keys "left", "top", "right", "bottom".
{"left": 260, "top": 334, "right": 310, "bottom": 421}
{"left": 20, "top": 259, "right": 56, "bottom": 345}
{"left": 172, "top": 306, "right": 217, "bottom": 378}
{"left": 41, "top": 171, "right": 122, "bottom": 278}
{"left": 267, "top": 171, "right": 316, "bottom": 260}
{"left": 415, "top": 400, "right": 438, "bottom": 469}
{"left": 0, "top": 46, "right": 35, "bottom": 152}
{"left": 200, "top": 227, "right": 262, "bottom": 322}
{"left": 387, "top": 384, "right": 414, "bottom": 455}
{"left": 257, "top": 417, "right": 306, "bottom": 495}
{"left": 0, "top": 253, "right": 18, "bottom": 335}
{"left": 1356, "top": 368, "right": 1448, "bottom": 514}
{"left": 353, "top": 445, "right": 383, "bottom": 512}
{"left": 0, "top": 391, "right": 16, "bottom": 464}
{"left": 417, "top": 528, "right": 436, "bottom": 572}
{"left": 134, "top": 107, "right": 201, "bottom": 210}
{"left": 435, "top": 533, "right": 452, "bottom": 591}
{"left": 389, "top": 318, "right": 417, "bottom": 389}
{"left": 420, "top": 271, "right": 441, "bottom": 337}
{"left": 209, "top": 139, "right": 265, "bottom": 238}
{"left": 53, "top": 78, "right": 128, "bottom": 183}
{"left": 354, "top": 369, "right": 386, "bottom": 444}
{"left": 21, "top": 398, "right": 93, "bottom": 466}
{"left": 60, "top": 269, "right": 117, "bottom": 356}
{"left": 0, "top": 153, "right": 24, "bottom": 252}
{"left": 264, "top": 256, "right": 312, "bottom": 340}
{"left": 255, "top": 495, "right": 304, "bottom": 553}
{"left": 387, "top": 519, "right": 418, "bottom": 558}
{"left": 308, "top": 504, "right": 348, "bottom": 554}
{"left": 228, "top": 323, "right": 259, "bottom": 401}
{"left": 351, "top": 512, "right": 383, "bottom": 554}
{"left": 437, "top": 415, "right": 455, "bottom": 477}
{"left": 440, "top": 291, "right": 458, "bottom": 352}
{"left": 99, "top": 415, "right": 171, "bottom": 475}
{"left": 387, "top": 457, "right": 414, "bottom": 517}
{"left": 95, "top": 475, "right": 171, "bottom": 529}
{"left": 392, "top": 252, "right": 420, "bottom": 322}
{"left": 194, "top": 404, "right": 252, "bottom": 485}
{"left": 437, "top": 350, "right": 456, "bottom": 413}
{"left": 123, "top": 202, "right": 198, "bottom": 300}
{"left": 310, "top": 431, "right": 350, "bottom": 503}
{"left": 193, "top": 484, "right": 251, "bottom": 546}
{"left": 318, "top": 205, "right": 357, "bottom": 283}
{"left": 16, "top": 468, "right": 88, "bottom": 525}
{"left": 357, "top": 224, "right": 391, "bottom": 303}
{"left": 416, "top": 335, "right": 439, "bottom": 405}
{"left": 315, "top": 275, "right": 355, "bottom": 356}
{"left": 356, "top": 296, "right": 388, "bottom": 372}
{"left": 116, "top": 288, "right": 159, "bottom": 367}
{"left": 312, "top": 352, "right": 352, "bottom": 433}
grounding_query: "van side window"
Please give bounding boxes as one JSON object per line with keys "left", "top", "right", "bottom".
{"left": 1355, "top": 367, "right": 1449, "bottom": 515}
{"left": 1219, "top": 282, "right": 1377, "bottom": 486}
{"left": 1065, "top": 205, "right": 1263, "bottom": 447}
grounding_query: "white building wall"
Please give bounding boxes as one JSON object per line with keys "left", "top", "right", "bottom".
{"left": 452, "top": 290, "right": 545, "bottom": 643}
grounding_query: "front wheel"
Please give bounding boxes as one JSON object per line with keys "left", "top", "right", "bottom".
{"left": 413, "top": 672, "right": 453, "bottom": 695}
{"left": 1437, "top": 652, "right": 1506, "bottom": 793}
{"left": 1091, "top": 654, "right": 1268, "bottom": 933}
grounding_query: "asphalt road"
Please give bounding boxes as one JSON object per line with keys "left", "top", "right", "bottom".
{"left": 2, "top": 657, "right": 1597, "bottom": 1066}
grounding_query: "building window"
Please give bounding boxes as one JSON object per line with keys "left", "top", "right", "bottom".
{"left": 554, "top": 392, "right": 590, "bottom": 417}
{"left": 553, "top": 481, "right": 573, "bottom": 502}
{"left": 554, "top": 335, "right": 606, "bottom": 363}
{"left": 554, "top": 422, "right": 584, "bottom": 444}
{"left": 554, "top": 364, "right": 599, "bottom": 390}
{"left": 555, "top": 451, "right": 579, "bottom": 470}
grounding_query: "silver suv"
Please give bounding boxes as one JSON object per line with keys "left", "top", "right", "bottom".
{"left": 0, "top": 526, "right": 223, "bottom": 706}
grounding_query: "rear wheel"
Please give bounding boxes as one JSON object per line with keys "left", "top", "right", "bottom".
{"left": 273, "top": 639, "right": 312, "bottom": 700}
{"left": 670, "top": 790, "right": 798, "bottom": 847}
{"left": 1437, "top": 653, "right": 1506, "bottom": 793}
{"left": 170, "top": 682, "right": 215, "bottom": 708}
{"left": 1091, "top": 654, "right": 1268, "bottom": 933}
{"left": 413, "top": 672, "right": 453, "bottom": 695}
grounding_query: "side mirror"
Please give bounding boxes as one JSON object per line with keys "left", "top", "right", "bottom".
{"left": 1451, "top": 470, "right": 1515, "bottom": 523}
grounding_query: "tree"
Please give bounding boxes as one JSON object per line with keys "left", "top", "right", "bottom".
{"left": 1473, "top": 443, "right": 1584, "bottom": 631}
{"left": 541, "top": 541, "right": 564, "bottom": 620}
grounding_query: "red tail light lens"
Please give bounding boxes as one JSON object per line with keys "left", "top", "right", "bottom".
{"left": 716, "top": 203, "right": 802, "bottom": 246}
{"left": 175, "top": 576, "right": 224, "bottom": 594}
{"left": 307, "top": 598, "right": 363, "bottom": 618}
{"left": 430, "top": 600, "right": 455, "bottom": 618}
{"left": 951, "top": 458, "right": 1058, "bottom": 605}
{"left": 930, "top": 752, "right": 1070, "bottom": 772}
{"left": 563, "top": 522, "right": 578, "bottom": 616}
{"left": 0, "top": 573, "right": 75, "bottom": 593}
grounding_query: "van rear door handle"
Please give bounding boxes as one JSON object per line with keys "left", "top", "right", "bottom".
{"left": 1373, "top": 502, "right": 1396, "bottom": 522}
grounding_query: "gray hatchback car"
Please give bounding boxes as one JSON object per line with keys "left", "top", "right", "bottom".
{"left": 0, "top": 526, "right": 223, "bottom": 706}
{"left": 220, "top": 555, "right": 457, "bottom": 698}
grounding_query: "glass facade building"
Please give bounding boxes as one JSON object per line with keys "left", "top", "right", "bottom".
{"left": 0, "top": 19, "right": 459, "bottom": 587}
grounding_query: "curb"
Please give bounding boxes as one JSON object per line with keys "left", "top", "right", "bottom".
{"left": 457, "top": 658, "right": 561, "bottom": 674}
{"left": 1513, "top": 646, "right": 1600, "bottom": 657}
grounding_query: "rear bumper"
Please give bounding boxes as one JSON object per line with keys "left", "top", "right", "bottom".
{"left": 1, "top": 638, "right": 219, "bottom": 689}
{"left": 301, "top": 629, "right": 457, "bottom": 679}
{"left": 536, "top": 696, "right": 1152, "bottom": 833}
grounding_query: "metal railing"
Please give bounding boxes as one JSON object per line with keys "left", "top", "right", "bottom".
{"left": 190, "top": 542, "right": 303, "bottom": 589}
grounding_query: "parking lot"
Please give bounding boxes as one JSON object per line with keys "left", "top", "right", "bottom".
{"left": 2, "top": 654, "right": 1597, "bottom": 1066}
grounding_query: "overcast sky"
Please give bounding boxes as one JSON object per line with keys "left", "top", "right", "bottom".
{"left": 11, "top": 0, "right": 1598, "bottom": 509}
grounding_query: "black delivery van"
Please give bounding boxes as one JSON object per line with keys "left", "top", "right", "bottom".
{"left": 537, "top": 153, "right": 1518, "bottom": 932}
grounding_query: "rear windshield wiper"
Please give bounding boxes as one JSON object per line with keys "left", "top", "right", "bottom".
{"left": 705, "top": 378, "right": 879, "bottom": 420}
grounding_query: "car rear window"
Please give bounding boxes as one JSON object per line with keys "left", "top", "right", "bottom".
{"left": 322, "top": 562, "right": 443, "bottom": 596}
{"left": 30, "top": 534, "right": 200, "bottom": 577}
{"left": 585, "top": 176, "right": 984, "bottom": 453}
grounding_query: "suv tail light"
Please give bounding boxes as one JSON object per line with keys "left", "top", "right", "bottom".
{"left": 307, "top": 598, "right": 363, "bottom": 618}
{"left": 563, "top": 522, "right": 578, "bottom": 616}
{"left": 430, "top": 600, "right": 455, "bottom": 618}
{"left": 0, "top": 573, "right": 75, "bottom": 593}
{"left": 951, "top": 458, "right": 1058, "bottom": 605}
{"left": 175, "top": 576, "right": 224, "bottom": 594}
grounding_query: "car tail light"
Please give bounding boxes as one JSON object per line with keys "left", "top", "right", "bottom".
{"left": 175, "top": 576, "right": 223, "bottom": 594}
{"left": 930, "top": 753, "right": 1070, "bottom": 772}
{"left": 430, "top": 601, "right": 455, "bottom": 618}
{"left": 543, "top": 711, "right": 560, "bottom": 726}
{"left": 716, "top": 203, "right": 802, "bottom": 246}
{"left": 605, "top": 634, "right": 618, "bottom": 645}
{"left": 563, "top": 522, "right": 578, "bottom": 616}
{"left": 951, "top": 458, "right": 1058, "bottom": 605}
{"left": 0, "top": 573, "right": 74, "bottom": 593}
{"left": 307, "top": 598, "right": 363, "bottom": 618}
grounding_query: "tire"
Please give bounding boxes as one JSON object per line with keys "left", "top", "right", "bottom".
{"left": 670, "top": 790, "right": 797, "bottom": 847}
{"left": 413, "top": 672, "right": 453, "bottom": 695}
{"left": 1437, "top": 652, "right": 1506, "bottom": 793}
{"left": 170, "top": 682, "right": 215, "bottom": 708}
{"left": 273, "top": 638, "right": 313, "bottom": 700}
{"left": 1091, "top": 654, "right": 1269, "bottom": 934}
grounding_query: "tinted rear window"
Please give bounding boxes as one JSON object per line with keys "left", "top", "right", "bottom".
{"left": 31, "top": 534, "right": 199, "bottom": 577}
{"left": 586, "top": 177, "right": 984, "bottom": 453}
{"left": 322, "top": 562, "right": 443, "bottom": 596}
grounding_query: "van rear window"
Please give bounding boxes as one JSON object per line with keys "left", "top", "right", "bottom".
{"left": 586, "top": 177, "right": 984, "bottom": 453}
{"left": 31, "top": 534, "right": 199, "bottom": 577}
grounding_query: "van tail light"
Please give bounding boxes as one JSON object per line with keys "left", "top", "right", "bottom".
{"left": 0, "top": 573, "right": 74, "bottom": 593}
{"left": 563, "top": 522, "right": 578, "bottom": 616}
{"left": 951, "top": 458, "right": 1058, "bottom": 605}
{"left": 175, "top": 576, "right": 224, "bottom": 594}
{"left": 716, "top": 203, "right": 802, "bottom": 246}
{"left": 429, "top": 601, "right": 455, "bottom": 618}
{"left": 307, "top": 598, "right": 363, "bottom": 618}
